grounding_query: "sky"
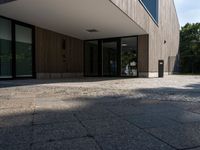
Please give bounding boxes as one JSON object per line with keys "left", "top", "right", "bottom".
{"left": 174, "top": 0, "right": 200, "bottom": 27}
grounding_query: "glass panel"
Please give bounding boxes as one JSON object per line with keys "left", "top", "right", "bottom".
{"left": 84, "top": 41, "right": 99, "bottom": 76}
{"left": 140, "top": 0, "right": 158, "bottom": 22}
{"left": 102, "top": 41, "right": 118, "bottom": 76}
{"left": 121, "top": 37, "right": 138, "bottom": 77}
{"left": 15, "top": 24, "right": 33, "bottom": 77}
{"left": 0, "top": 17, "right": 12, "bottom": 78}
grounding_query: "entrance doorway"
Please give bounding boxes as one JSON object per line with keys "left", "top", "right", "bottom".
{"left": 84, "top": 36, "right": 138, "bottom": 77}
{"left": 121, "top": 37, "right": 138, "bottom": 77}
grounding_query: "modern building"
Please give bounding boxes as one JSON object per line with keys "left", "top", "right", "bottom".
{"left": 0, "top": 0, "right": 179, "bottom": 79}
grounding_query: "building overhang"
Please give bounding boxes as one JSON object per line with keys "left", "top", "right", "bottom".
{"left": 0, "top": 0, "right": 146, "bottom": 40}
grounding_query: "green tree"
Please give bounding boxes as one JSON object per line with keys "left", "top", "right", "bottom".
{"left": 180, "top": 23, "right": 200, "bottom": 73}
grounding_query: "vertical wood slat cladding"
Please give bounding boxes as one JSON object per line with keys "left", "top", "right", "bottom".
{"left": 35, "top": 27, "right": 83, "bottom": 74}
{"left": 138, "top": 35, "right": 149, "bottom": 73}
{"left": 110, "top": 0, "right": 180, "bottom": 74}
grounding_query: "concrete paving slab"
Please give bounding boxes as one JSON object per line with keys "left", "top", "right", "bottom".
{"left": 190, "top": 147, "right": 200, "bottom": 150}
{"left": 0, "top": 143, "right": 30, "bottom": 150}
{"left": 107, "top": 103, "right": 182, "bottom": 116}
{"left": 95, "top": 132, "right": 175, "bottom": 150}
{"left": 124, "top": 114, "right": 180, "bottom": 129}
{"left": 32, "top": 138, "right": 100, "bottom": 150}
{"left": 106, "top": 105, "right": 145, "bottom": 116}
{"left": 33, "top": 111, "right": 78, "bottom": 125}
{"left": 75, "top": 107, "right": 116, "bottom": 121}
{"left": 0, "top": 126, "right": 31, "bottom": 146}
{"left": 162, "top": 111, "right": 200, "bottom": 123}
{"left": 0, "top": 115, "right": 32, "bottom": 127}
{"left": 82, "top": 118, "right": 141, "bottom": 136}
{"left": 0, "top": 108, "right": 34, "bottom": 117}
{"left": 33, "top": 122, "right": 87, "bottom": 143}
{"left": 146, "top": 123, "right": 200, "bottom": 149}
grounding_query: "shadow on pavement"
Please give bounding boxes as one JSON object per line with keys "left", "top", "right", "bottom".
{"left": 1, "top": 82, "right": 200, "bottom": 150}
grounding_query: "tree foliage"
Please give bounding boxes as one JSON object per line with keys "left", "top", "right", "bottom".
{"left": 180, "top": 23, "right": 200, "bottom": 73}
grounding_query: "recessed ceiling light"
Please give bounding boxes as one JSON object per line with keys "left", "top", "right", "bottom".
{"left": 122, "top": 43, "right": 127, "bottom": 47}
{"left": 0, "top": 0, "right": 16, "bottom": 4}
{"left": 86, "top": 29, "right": 98, "bottom": 33}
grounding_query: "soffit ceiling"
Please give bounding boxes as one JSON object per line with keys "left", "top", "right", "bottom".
{"left": 0, "top": 0, "right": 146, "bottom": 40}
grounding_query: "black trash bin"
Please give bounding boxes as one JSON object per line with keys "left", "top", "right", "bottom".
{"left": 158, "top": 60, "right": 164, "bottom": 78}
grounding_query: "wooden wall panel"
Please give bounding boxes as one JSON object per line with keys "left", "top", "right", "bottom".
{"left": 35, "top": 27, "right": 83, "bottom": 74}
{"left": 138, "top": 35, "right": 149, "bottom": 73}
{"left": 110, "top": 0, "right": 180, "bottom": 75}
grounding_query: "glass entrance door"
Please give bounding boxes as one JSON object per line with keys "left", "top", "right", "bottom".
{"left": 84, "top": 40, "right": 99, "bottom": 76}
{"left": 102, "top": 40, "right": 119, "bottom": 76}
{"left": 121, "top": 37, "right": 138, "bottom": 77}
{"left": 84, "top": 37, "right": 138, "bottom": 77}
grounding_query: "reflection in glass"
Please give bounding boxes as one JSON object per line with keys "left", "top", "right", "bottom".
{"left": 0, "top": 18, "right": 12, "bottom": 78}
{"left": 140, "top": 0, "right": 158, "bottom": 22}
{"left": 15, "top": 25, "right": 33, "bottom": 77}
{"left": 102, "top": 41, "right": 118, "bottom": 76}
{"left": 121, "top": 37, "right": 138, "bottom": 77}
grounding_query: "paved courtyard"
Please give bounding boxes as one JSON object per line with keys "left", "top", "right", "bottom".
{"left": 0, "top": 75, "right": 200, "bottom": 150}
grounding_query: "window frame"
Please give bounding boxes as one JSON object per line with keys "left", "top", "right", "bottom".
{"left": 139, "top": 0, "right": 159, "bottom": 25}
{"left": 0, "top": 15, "right": 36, "bottom": 80}
{"left": 84, "top": 36, "right": 138, "bottom": 78}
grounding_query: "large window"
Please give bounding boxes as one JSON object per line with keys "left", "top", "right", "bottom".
{"left": 0, "top": 17, "right": 34, "bottom": 79}
{"left": 0, "top": 17, "right": 12, "bottom": 78}
{"left": 140, "top": 0, "right": 158, "bottom": 23}
{"left": 15, "top": 24, "right": 33, "bottom": 77}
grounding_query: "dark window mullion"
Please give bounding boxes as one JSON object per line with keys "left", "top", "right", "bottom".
{"left": 11, "top": 21, "right": 16, "bottom": 79}
{"left": 98, "top": 40, "right": 102, "bottom": 76}
{"left": 117, "top": 38, "right": 120, "bottom": 77}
